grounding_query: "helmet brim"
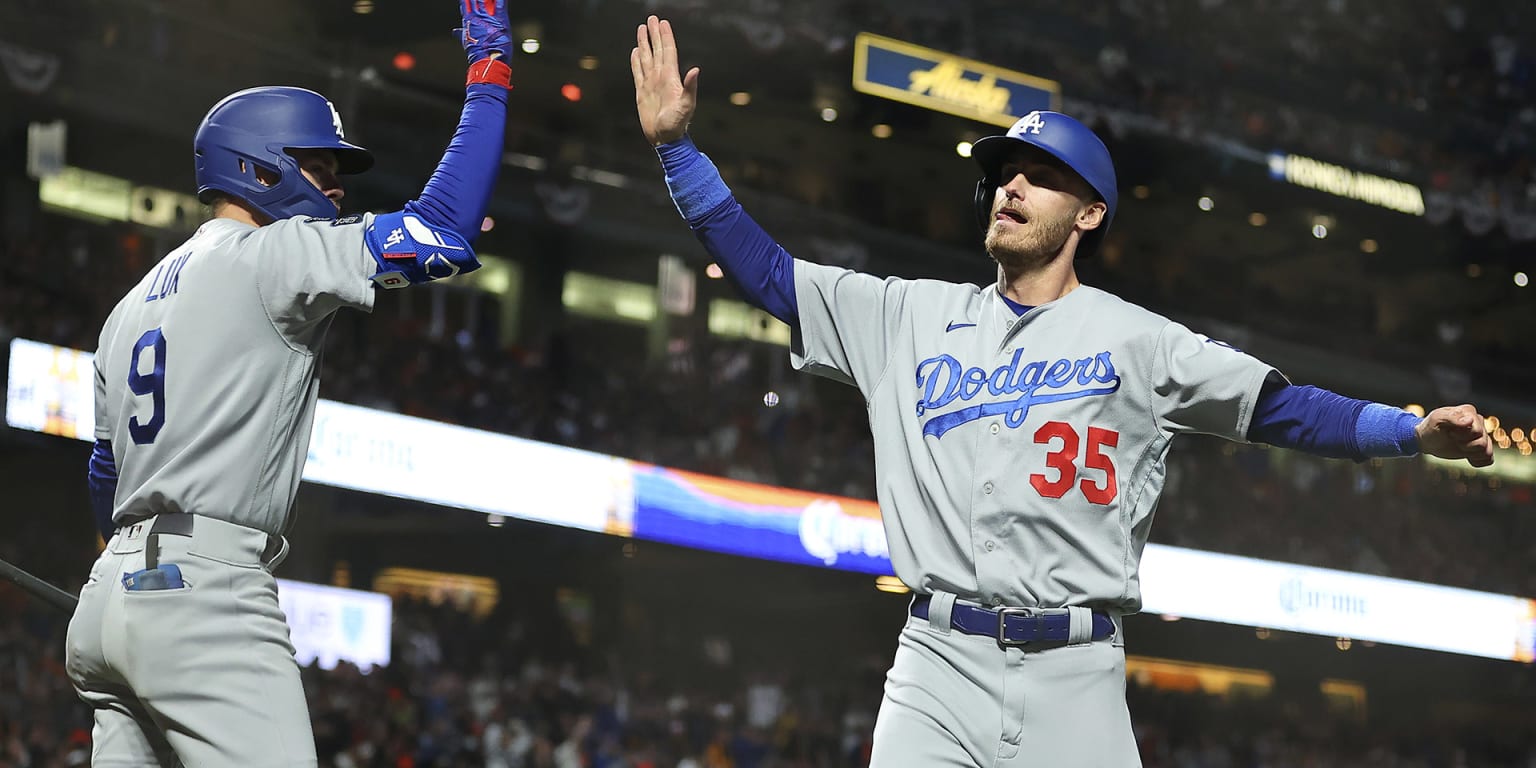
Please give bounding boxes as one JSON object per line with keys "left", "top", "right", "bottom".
{"left": 334, "top": 144, "right": 374, "bottom": 175}
{"left": 283, "top": 142, "right": 375, "bottom": 175}
{"left": 972, "top": 134, "right": 1081, "bottom": 192}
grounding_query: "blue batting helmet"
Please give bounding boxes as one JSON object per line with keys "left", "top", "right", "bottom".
{"left": 194, "top": 86, "right": 374, "bottom": 221}
{"left": 971, "top": 110, "right": 1117, "bottom": 258}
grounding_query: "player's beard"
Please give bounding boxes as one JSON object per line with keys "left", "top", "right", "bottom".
{"left": 985, "top": 207, "right": 1079, "bottom": 272}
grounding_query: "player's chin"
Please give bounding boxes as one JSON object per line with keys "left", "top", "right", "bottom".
{"left": 983, "top": 226, "right": 1016, "bottom": 259}
{"left": 986, "top": 233, "right": 1037, "bottom": 267}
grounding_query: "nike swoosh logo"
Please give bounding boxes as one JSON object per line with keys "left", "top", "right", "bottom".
{"left": 945, "top": 322, "right": 977, "bottom": 332}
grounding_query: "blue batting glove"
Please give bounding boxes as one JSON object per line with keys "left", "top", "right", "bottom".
{"left": 460, "top": 0, "right": 512, "bottom": 63}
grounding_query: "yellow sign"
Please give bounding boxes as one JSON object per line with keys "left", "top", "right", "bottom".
{"left": 853, "top": 33, "right": 1060, "bottom": 127}
{"left": 1267, "top": 152, "right": 1425, "bottom": 216}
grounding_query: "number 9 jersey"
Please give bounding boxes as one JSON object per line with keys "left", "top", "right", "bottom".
{"left": 93, "top": 215, "right": 379, "bottom": 537}
{"left": 790, "top": 260, "right": 1277, "bottom": 614}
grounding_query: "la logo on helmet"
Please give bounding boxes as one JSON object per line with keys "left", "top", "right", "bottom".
{"left": 1017, "top": 111, "right": 1047, "bottom": 135}
{"left": 327, "top": 101, "right": 346, "bottom": 139}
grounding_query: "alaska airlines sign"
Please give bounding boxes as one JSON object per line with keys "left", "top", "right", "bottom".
{"left": 852, "top": 33, "right": 1060, "bottom": 127}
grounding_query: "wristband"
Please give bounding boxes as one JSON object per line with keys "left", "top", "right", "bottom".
{"left": 467, "top": 58, "right": 512, "bottom": 89}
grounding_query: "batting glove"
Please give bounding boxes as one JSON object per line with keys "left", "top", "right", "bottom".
{"left": 460, "top": 0, "right": 512, "bottom": 64}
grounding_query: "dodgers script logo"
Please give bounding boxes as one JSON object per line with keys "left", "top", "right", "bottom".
{"left": 915, "top": 349, "right": 1120, "bottom": 438}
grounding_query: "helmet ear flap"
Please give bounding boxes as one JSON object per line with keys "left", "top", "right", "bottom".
{"left": 974, "top": 178, "right": 997, "bottom": 232}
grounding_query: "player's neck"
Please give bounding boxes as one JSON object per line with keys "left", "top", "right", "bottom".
{"left": 212, "top": 199, "right": 270, "bottom": 228}
{"left": 995, "top": 258, "right": 1080, "bottom": 306}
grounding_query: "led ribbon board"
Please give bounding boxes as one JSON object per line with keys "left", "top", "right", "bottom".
{"left": 5, "top": 338, "right": 95, "bottom": 439}
{"left": 1267, "top": 152, "right": 1426, "bottom": 215}
{"left": 10, "top": 338, "right": 1532, "bottom": 661}
{"left": 276, "top": 579, "right": 392, "bottom": 671}
{"left": 852, "top": 32, "right": 1060, "bottom": 127}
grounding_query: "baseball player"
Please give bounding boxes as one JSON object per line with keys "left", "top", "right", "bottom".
{"left": 631, "top": 16, "right": 1494, "bottom": 767}
{"left": 64, "top": 2, "right": 515, "bottom": 765}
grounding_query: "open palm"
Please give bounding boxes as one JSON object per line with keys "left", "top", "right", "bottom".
{"left": 632, "top": 15, "right": 699, "bottom": 146}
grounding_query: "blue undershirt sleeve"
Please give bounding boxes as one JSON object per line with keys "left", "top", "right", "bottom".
{"left": 87, "top": 438, "right": 118, "bottom": 540}
{"left": 400, "top": 83, "right": 509, "bottom": 244}
{"left": 656, "top": 136, "right": 798, "bottom": 328}
{"left": 1249, "top": 375, "right": 1421, "bottom": 460}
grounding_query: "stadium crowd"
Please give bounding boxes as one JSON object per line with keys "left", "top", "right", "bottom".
{"left": 735, "top": 0, "right": 1536, "bottom": 231}
{"left": 4, "top": 578, "right": 1535, "bottom": 768}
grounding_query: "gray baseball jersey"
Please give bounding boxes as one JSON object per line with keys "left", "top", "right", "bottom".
{"left": 791, "top": 261, "right": 1275, "bottom": 613}
{"left": 93, "top": 214, "right": 376, "bottom": 537}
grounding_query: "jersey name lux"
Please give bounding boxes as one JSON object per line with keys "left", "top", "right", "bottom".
{"left": 143, "top": 252, "right": 192, "bottom": 303}
{"left": 914, "top": 348, "right": 1121, "bottom": 438}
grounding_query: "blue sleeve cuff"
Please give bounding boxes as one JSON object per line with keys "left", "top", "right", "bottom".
{"left": 657, "top": 136, "right": 733, "bottom": 223}
{"left": 1356, "top": 404, "right": 1422, "bottom": 458}
{"left": 87, "top": 438, "right": 119, "bottom": 539}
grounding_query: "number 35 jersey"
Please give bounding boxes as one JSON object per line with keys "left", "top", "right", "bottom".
{"left": 791, "top": 261, "right": 1276, "bottom": 613}
{"left": 93, "top": 216, "right": 376, "bottom": 537}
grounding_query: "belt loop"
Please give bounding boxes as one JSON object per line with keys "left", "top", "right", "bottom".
{"left": 263, "top": 535, "right": 290, "bottom": 572}
{"left": 1066, "top": 606, "right": 1093, "bottom": 644}
{"left": 927, "top": 591, "right": 956, "bottom": 635}
{"left": 146, "top": 530, "right": 160, "bottom": 570}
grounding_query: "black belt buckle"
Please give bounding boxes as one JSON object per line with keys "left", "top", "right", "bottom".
{"left": 996, "top": 606, "right": 1039, "bottom": 648}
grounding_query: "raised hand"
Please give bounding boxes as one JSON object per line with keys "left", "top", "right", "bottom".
{"left": 1416, "top": 404, "right": 1495, "bottom": 468}
{"left": 461, "top": 0, "right": 512, "bottom": 63}
{"left": 632, "top": 15, "right": 699, "bottom": 147}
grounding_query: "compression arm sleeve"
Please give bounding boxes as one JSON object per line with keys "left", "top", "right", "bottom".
{"left": 1248, "top": 375, "right": 1421, "bottom": 460}
{"left": 400, "top": 82, "right": 509, "bottom": 244}
{"left": 657, "top": 136, "right": 798, "bottom": 327}
{"left": 87, "top": 439, "right": 118, "bottom": 540}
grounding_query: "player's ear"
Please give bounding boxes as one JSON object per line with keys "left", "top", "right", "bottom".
{"left": 1077, "top": 200, "right": 1107, "bottom": 232}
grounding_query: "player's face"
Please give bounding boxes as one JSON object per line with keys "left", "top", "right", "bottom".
{"left": 288, "top": 149, "right": 344, "bottom": 211}
{"left": 983, "top": 147, "right": 1104, "bottom": 269}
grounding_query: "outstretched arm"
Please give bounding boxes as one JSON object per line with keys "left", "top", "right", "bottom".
{"left": 633, "top": 15, "right": 798, "bottom": 326}
{"left": 1249, "top": 375, "right": 1493, "bottom": 467}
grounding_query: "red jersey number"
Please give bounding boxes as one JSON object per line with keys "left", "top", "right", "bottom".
{"left": 1027, "top": 421, "right": 1119, "bottom": 505}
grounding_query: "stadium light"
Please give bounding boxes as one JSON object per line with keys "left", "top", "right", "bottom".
{"left": 1197, "top": 196, "right": 1214, "bottom": 211}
